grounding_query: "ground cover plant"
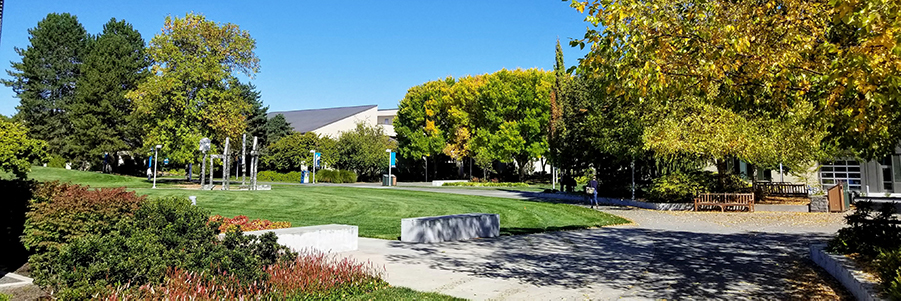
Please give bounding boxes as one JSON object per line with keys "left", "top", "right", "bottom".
{"left": 209, "top": 214, "right": 291, "bottom": 233}
{"left": 829, "top": 202, "right": 901, "bottom": 299}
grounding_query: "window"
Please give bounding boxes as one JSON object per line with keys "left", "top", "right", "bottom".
{"left": 820, "top": 160, "right": 861, "bottom": 191}
{"left": 384, "top": 118, "right": 390, "bottom": 125}
{"left": 881, "top": 156, "right": 894, "bottom": 193}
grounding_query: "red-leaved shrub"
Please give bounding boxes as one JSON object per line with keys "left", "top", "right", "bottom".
{"left": 23, "top": 181, "right": 146, "bottom": 252}
{"left": 105, "top": 252, "right": 386, "bottom": 300}
{"left": 208, "top": 215, "right": 291, "bottom": 233}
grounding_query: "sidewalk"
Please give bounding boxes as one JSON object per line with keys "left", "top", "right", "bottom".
{"left": 340, "top": 206, "right": 849, "bottom": 300}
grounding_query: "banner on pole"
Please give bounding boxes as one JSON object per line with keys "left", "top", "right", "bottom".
{"left": 314, "top": 152, "right": 321, "bottom": 168}
{"left": 390, "top": 152, "right": 396, "bottom": 168}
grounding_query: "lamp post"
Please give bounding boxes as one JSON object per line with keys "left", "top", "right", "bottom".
{"left": 153, "top": 145, "right": 161, "bottom": 188}
{"left": 309, "top": 150, "right": 316, "bottom": 184}
{"left": 386, "top": 149, "right": 392, "bottom": 186}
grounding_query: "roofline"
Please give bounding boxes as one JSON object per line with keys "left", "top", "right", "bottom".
{"left": 269, "top": 104, "right": 377, "bottom": 115}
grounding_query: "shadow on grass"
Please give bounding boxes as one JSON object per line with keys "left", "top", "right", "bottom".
{"left": 384, "top": 227, "right": 847, "bottom": 300}
{"left": 0, "top": 179, "right": 35, "bottom": 273}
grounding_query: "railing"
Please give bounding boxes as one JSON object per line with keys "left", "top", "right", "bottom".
{"left": 754, "top": 182, "right": 808, "bottom": 198}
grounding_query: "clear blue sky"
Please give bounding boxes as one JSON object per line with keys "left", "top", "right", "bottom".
{"left": 0, "top": 1, "right": 590, "bottom": 117}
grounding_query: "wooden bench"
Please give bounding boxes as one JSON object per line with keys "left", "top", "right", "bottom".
{"left": 694, "top": 193, "right": 755, "bottom": 212}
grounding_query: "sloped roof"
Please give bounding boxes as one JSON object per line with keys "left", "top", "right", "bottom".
{"left": 267, "top": 105, "right": 377, "bottom": 133}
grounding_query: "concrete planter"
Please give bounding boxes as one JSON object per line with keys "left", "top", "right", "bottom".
{"left": 810, "top": 244, "right": 886, "bottom": 301}
{"left": 598, "top": 197, "right": 693, "bottom": 211}
{"left": 227, "top": 224, "right": 358, "bottom": 253}
{"left": 401, "top": 213, "right": 500, "bottom": 243}
{"left": 809, "top": 195, "right": 828, "bottom": 212}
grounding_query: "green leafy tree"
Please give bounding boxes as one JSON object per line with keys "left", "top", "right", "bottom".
{"left": 0, "top": 119, "right": 48, "bottom": 178}
{"left": 262, "top": 132, "right": 334, "bottom": 172}
{"left": 569, "top": 0, "right": 901, "bottom": 167}
{"left": 264, "top": 114, "right": 293, "bottom": 148}
{"left": 3, "top": 13, "right": 88, "bottom": 157}
{"left": 334, "top": 123, "right": 396, "bottom": 181}
{"left": 68, "top": 18, "right": 149, "bottom": 166}
{"left": 394, "top": 78, "right": 452, "bottom": 175}
{"left": 127, "top": 13, "right": 259, "bottom": 163}
{"left": 470, "top": 69, "right": 553, "bottom": 180}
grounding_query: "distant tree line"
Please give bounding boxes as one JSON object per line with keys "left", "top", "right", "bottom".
{"left": 2, "top": 12, "right": 290, "bottom": 175}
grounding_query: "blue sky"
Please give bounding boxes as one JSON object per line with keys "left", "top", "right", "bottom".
{"left": 0, "top": 1, "right": 590, "bottom": 117}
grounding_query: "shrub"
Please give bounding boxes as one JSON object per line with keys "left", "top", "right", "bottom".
{"left": 338, "top": 169, "right": 358, "bottom": 183}
{"left": 35, "top": 197, "right": 296, "bottom": 299}
{"left": 258, "top": 170, "right": 305, "bottom": 183}
{"left": 646, "top": 171, "right": 711, "bottom": 203}
{"left": 876, "top": 248, "right": 901, "bottom": 300}
{"left": 47, "top": 155, "right": 66, "bottom": 168}
{"left": 828, "top": 201, "right": 901, "bottom": 257}
{"left": 22, "top": 181, "right": 145, "bottom": 253}
{"left": 442, "top": 182, "right": 529, "bottom": 187}
{"left": 646, "top": 171, "right": 751, "bottom": 203}
{"left": 106, "top": 251, "right": 387, "bottom": 300}
{"left": 208, "top": 215, "right": 291, "bottom": 233}
{"left": 316, "top": 169, "right": 358, "bottom": 183}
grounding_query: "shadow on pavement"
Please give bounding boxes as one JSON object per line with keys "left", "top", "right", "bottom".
{"left": 385, "top": 227, "right": 841, "bottom": 300}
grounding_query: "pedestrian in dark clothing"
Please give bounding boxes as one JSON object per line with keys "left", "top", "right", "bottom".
{"left": 587, "top": 176, "right": 599, "bottom": 208}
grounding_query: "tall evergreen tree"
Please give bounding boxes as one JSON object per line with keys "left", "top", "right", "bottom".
{"left": 239, "top": 81, "right": 268, "bottom": 143}
{"left": 264, "top": 114, "right": 292, "bottom": 147}
{"left": 3, "top": 13, "right": 88, "bottom": 156}
{"left": 68, "top": 18, "right": 149, "bottom": 166}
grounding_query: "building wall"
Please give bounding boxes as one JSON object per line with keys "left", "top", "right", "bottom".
{"left": 377, "top": 109, "right": 397, "bottom": 137}
{"left": 312, "top": 106, "right": 379, "bottom": 138}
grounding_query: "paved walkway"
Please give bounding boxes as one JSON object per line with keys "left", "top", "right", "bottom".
{"left": 341, "top": 189, "right": 849, "bottom": 300}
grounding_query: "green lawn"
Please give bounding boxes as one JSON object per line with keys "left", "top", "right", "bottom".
{"left": 27, "top": 167, "right": 629, "bottom": 239}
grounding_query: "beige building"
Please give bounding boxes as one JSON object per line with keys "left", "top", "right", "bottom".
{"left": 268, "top": 105, "right": 397, "bottom": 139}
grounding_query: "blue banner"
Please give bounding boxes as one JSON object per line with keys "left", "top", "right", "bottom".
{"left": 390, "top": 152, "right": 396, "bottom": 168}
{"left": 314, "top": 152, "right": 321, "bottom": 168}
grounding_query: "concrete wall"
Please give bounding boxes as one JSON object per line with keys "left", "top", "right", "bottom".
{"left": 401, "top": 213, "right": 499, "bottom": 243}
{"left": 242, "top": 224, "right": 358, "bottom": 253}
{"left": 313, "top": 106, "right": 379, "bottom": 138}
{"left": 810, "top": 244, "right": 885, "bottom": 301}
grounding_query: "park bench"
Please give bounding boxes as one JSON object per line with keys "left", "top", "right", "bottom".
{"left": 694, "top": 193, "right": 755, "bottom": 212}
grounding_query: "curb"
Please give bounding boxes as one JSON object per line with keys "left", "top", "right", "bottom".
{"left": 0, "top": 272, "right": 33, "bottom": 289}
{"left": 598, "top": 197, "right": 693, "bottom": 211}
{"left": 809, "top": 243, "right": 886, "bottom": 301}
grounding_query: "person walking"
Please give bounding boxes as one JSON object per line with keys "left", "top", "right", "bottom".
{"left": 587, "top": 176, "right": 599, "bottom": 209}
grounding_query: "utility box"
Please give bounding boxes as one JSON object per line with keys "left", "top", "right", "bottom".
{"left": 827, "top": 183, "right": 848, "bottom": 212}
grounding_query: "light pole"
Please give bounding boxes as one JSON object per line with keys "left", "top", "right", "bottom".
{"left": 309, "top": 149, "right": 316, "bottom": 184}
{"left": 153, "top": 145, "right": 161, "bottom": 188}
{"left": 386, "top": 149, "right": 393, "bottom": 186}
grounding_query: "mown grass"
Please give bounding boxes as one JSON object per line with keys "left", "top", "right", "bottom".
{"left": 28, "top": 167, "right": 630, "bottom": 239}
{"left": 347, "top": 286, "right": 466, "bottom": 301}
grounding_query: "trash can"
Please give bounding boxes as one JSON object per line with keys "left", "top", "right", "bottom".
{"left": 301, "top": 170, "right": 310, "bottom": 183}
{"left": 382, "top": 174, "right": 397, "bottom": 186}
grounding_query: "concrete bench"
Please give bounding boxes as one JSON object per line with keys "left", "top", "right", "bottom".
{"left": 401, "top": 213, "right": 499, "bottom": 243}
{"left": 242, "top": 224, "right": 358, "bottom": 253}
{"left": 432, "top": 180, "right": 469, "bottom": 186}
